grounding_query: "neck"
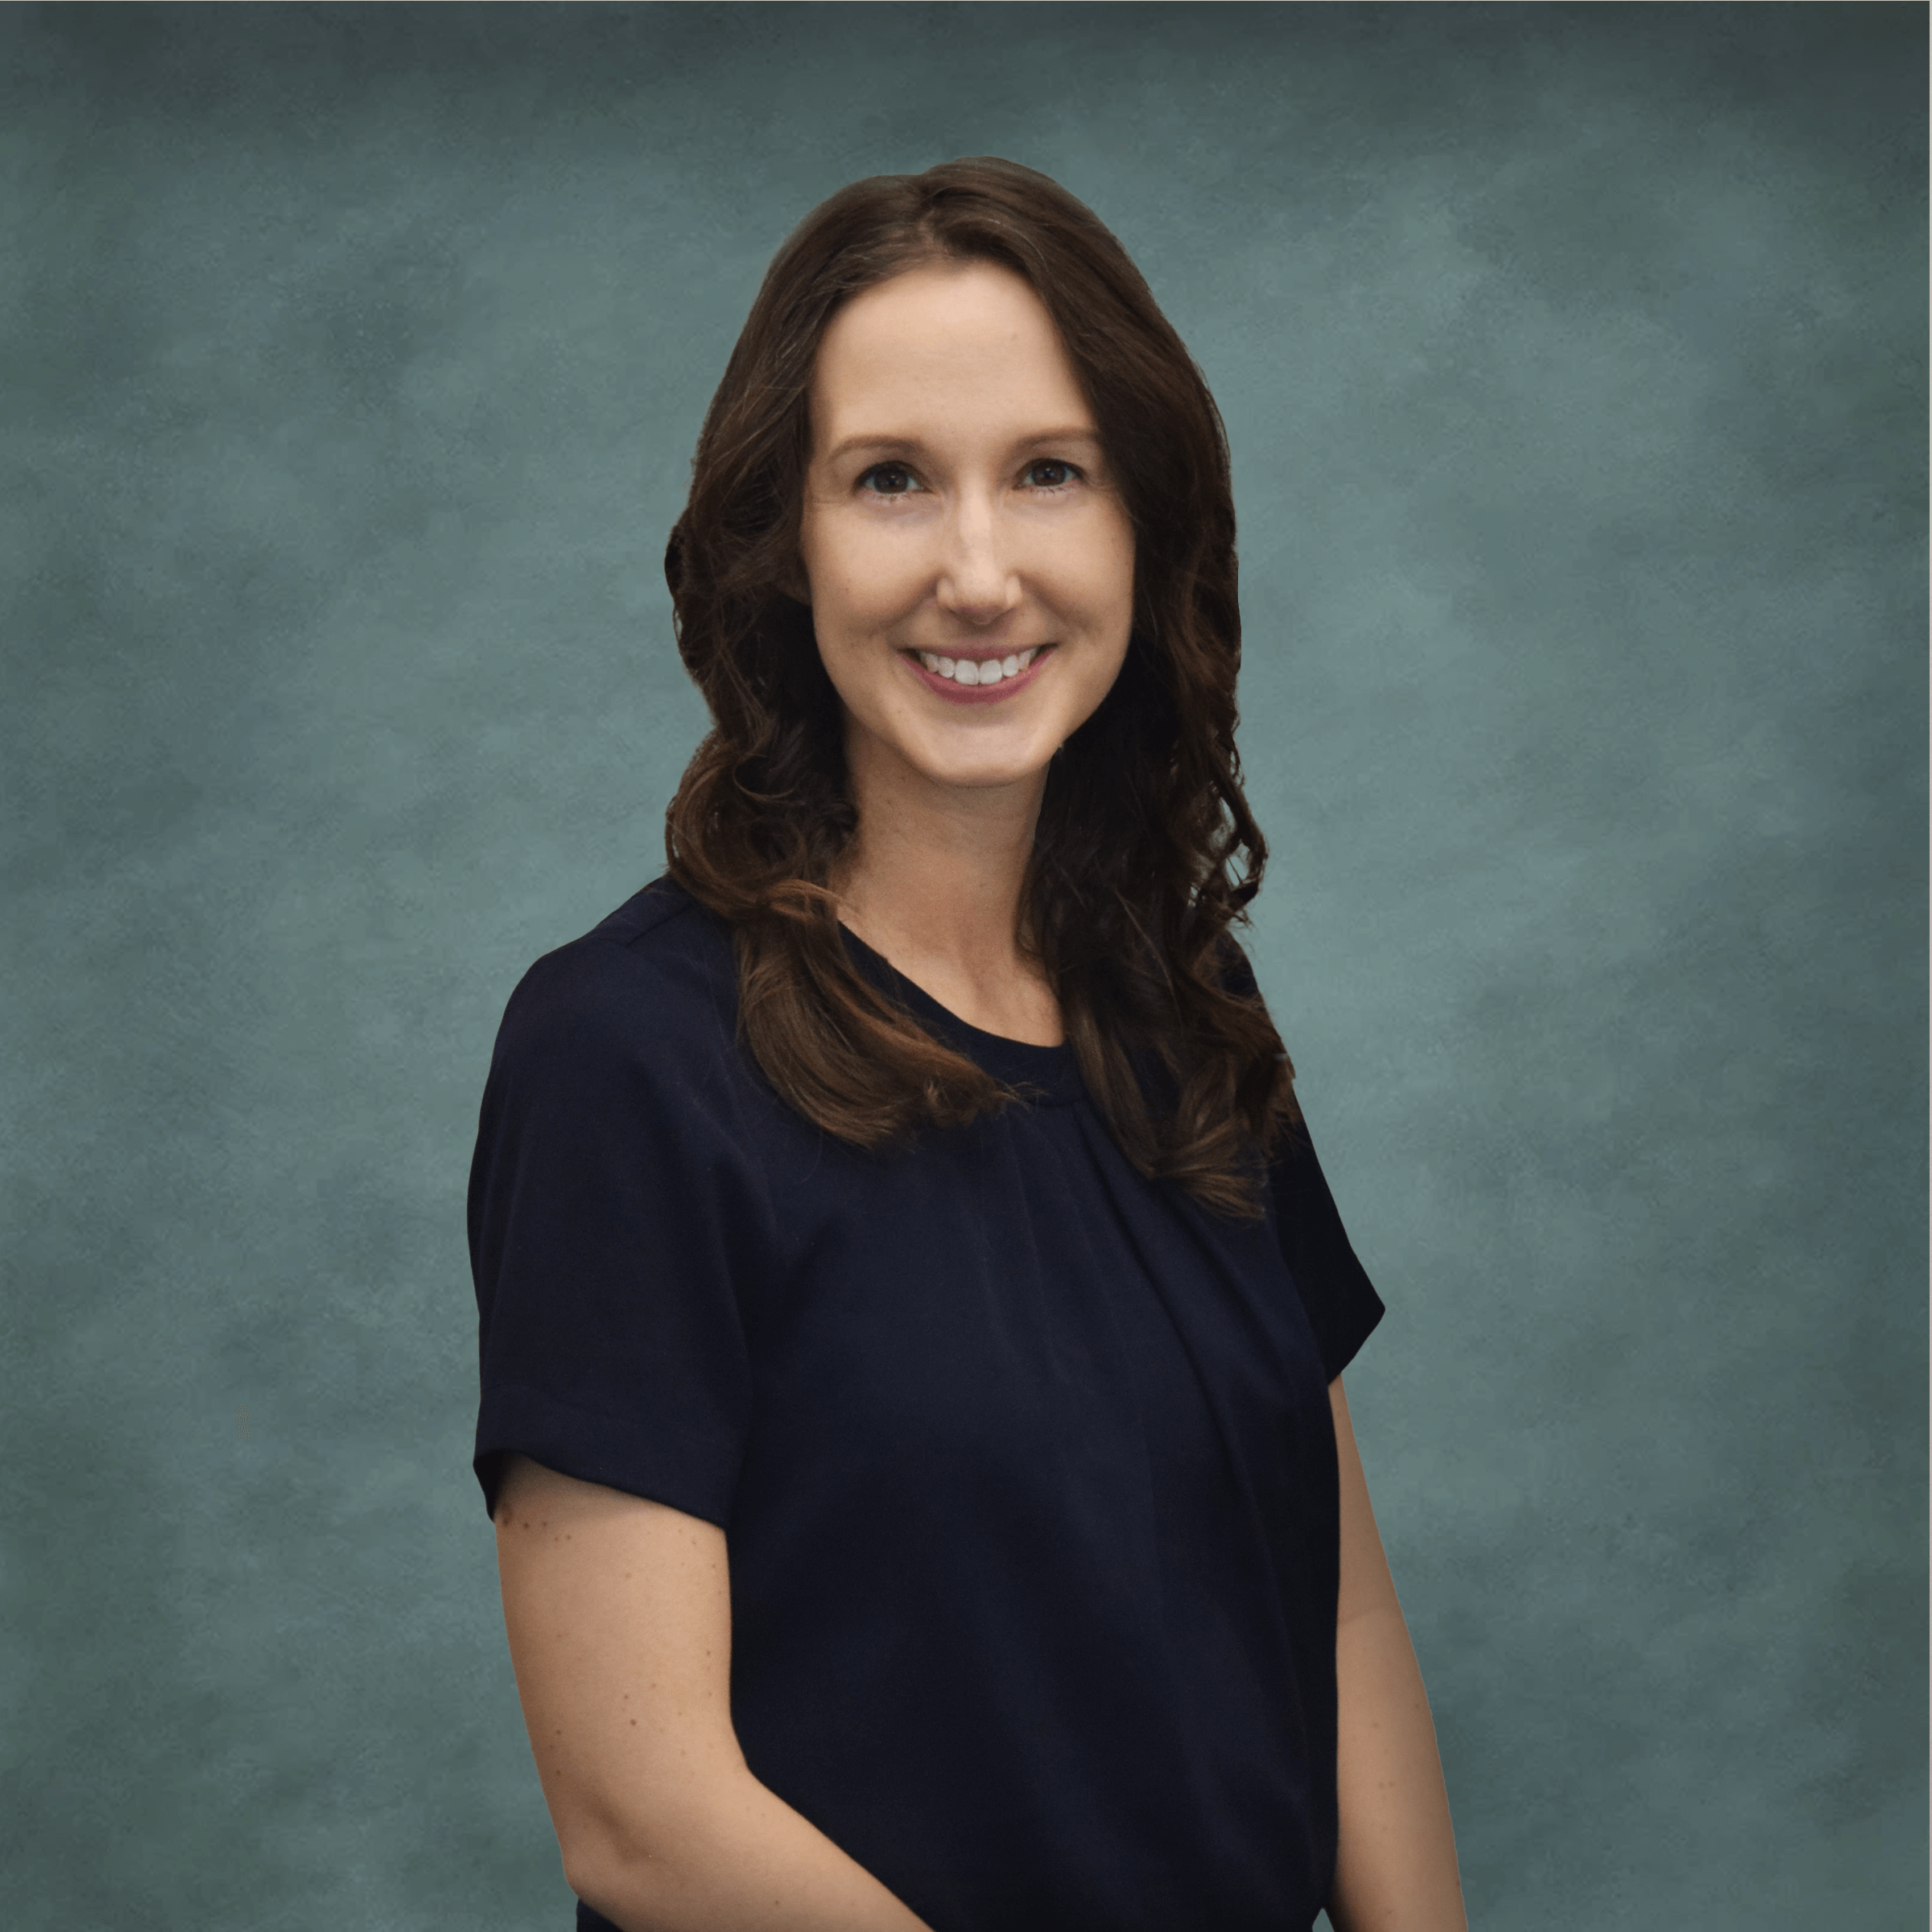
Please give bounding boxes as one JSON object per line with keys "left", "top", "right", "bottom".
{"left": 831, "top": 725, "right": 1059, "bottom": 1041}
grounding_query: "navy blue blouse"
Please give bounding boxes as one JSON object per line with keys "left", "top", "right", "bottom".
{"left": 469, "top": 877, "right": 1384, "bottom": 1932}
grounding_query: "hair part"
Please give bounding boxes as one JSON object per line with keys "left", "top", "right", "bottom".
{"left": 663, "top": 155, "right": 1300, "bottom": 1217}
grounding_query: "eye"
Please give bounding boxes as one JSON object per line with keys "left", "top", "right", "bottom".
{"left": 857, "top": 461, "right": 922, "bottom": 496}
{"left": 1023, "top": 458, "right": 1081, "bottom": 491}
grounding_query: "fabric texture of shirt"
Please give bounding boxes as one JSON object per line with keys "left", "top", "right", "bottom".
{"left": 469, "top": 877, "right": 1385, "bottom": 1932}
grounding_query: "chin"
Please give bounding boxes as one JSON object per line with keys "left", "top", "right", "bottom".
{"left": 911, "top": 740, "right": 1056, "bottom": 792}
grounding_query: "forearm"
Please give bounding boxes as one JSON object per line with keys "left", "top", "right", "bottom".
{"left": 568, "top": 1764, "right": 935, "bottom": 1932}
{"left": 1328, "top": 1603, "right": 1467, "bottom": 1932}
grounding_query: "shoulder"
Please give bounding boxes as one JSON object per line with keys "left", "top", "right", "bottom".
{"left": 489, "top": 876, "right": 742, "bottom": 1092}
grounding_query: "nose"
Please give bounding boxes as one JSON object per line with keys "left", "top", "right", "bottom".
{"left": 934, "top": 489, "right": 1021, "bottom": 629}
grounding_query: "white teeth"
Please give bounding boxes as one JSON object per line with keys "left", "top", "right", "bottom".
{"left": 916, "top": 646, "right": 1046, "bottom": 687}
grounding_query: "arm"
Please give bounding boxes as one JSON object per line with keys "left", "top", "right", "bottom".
{"left": 493, "top": 1454, "right": 935, "bottom": 1932}
{"left": 1327, "top": 1377, "right": 1468, "bottom": 1932}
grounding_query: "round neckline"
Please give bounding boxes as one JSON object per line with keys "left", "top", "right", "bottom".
{"left": 837, "top": 923, "right": 1084, "bottom": 1107}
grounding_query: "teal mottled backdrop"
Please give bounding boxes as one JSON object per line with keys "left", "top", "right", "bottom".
{"left": 2, "top": 4, "right": 1923, "bottom": 1926}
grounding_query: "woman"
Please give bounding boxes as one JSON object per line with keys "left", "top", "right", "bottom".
{"left": 470, "top": 157, "right": 1465, "bottom": 1932}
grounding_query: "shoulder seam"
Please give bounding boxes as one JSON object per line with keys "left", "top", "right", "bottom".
{"left": 503, "top": 882, "right": 726, "bottom": 1019}
{"left": 589, "top": 877, "right": 716, "bottom": 956}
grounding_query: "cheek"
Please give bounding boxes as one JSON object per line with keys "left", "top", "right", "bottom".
{"left": 807, "top": 519, "right": 912, "bottom": 631}
{"left": 1075, "top": 522, "right": 1137, "bottom": 646}
{"left": 1072, "top": 506, "right": 1135, "bottom": 602}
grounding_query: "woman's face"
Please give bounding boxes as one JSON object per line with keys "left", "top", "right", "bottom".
{"left": 795, "top": 258, "right": 1137, "bottom": 799}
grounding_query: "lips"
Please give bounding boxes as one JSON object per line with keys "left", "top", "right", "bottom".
{"left": 901, "top": 643, "right": 1055, "bottom": 706}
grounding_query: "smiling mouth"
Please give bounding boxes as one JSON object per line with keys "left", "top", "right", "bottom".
{"left": 905, "top": 644, "right": 1051, "bottom": 689}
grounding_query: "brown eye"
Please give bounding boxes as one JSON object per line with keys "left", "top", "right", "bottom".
{"left": 1025, "top": 460, "right": 1078, "bottom": 489}
{"left": 860, "top": 462, "right": 919, "bottom": 495}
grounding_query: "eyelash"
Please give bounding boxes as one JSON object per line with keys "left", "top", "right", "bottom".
{"left": 857, "top": 458, "right": 1084, "bottom": 498}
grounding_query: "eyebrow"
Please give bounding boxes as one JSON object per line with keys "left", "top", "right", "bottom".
{"left": 823, "top": 427, "right": 1105, "bottom": 465}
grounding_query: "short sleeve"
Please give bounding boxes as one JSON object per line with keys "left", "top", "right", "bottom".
{"left": 1213, "top": 934, "right": 1387, "bottom": 1382}
{"left": 1269, "top": 1121, "right": 1385, "bottom": 1383}
{"left": 466, "top": 932, "right": 764, "bottom": 1526}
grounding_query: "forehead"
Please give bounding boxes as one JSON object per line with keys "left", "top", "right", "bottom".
{"left": 809, "top": 258, "right": 1092, "bottom": 440}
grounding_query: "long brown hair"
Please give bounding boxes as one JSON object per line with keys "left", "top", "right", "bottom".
{"left": 662, "top": 156, "right": 1300, "bottom": 1217}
